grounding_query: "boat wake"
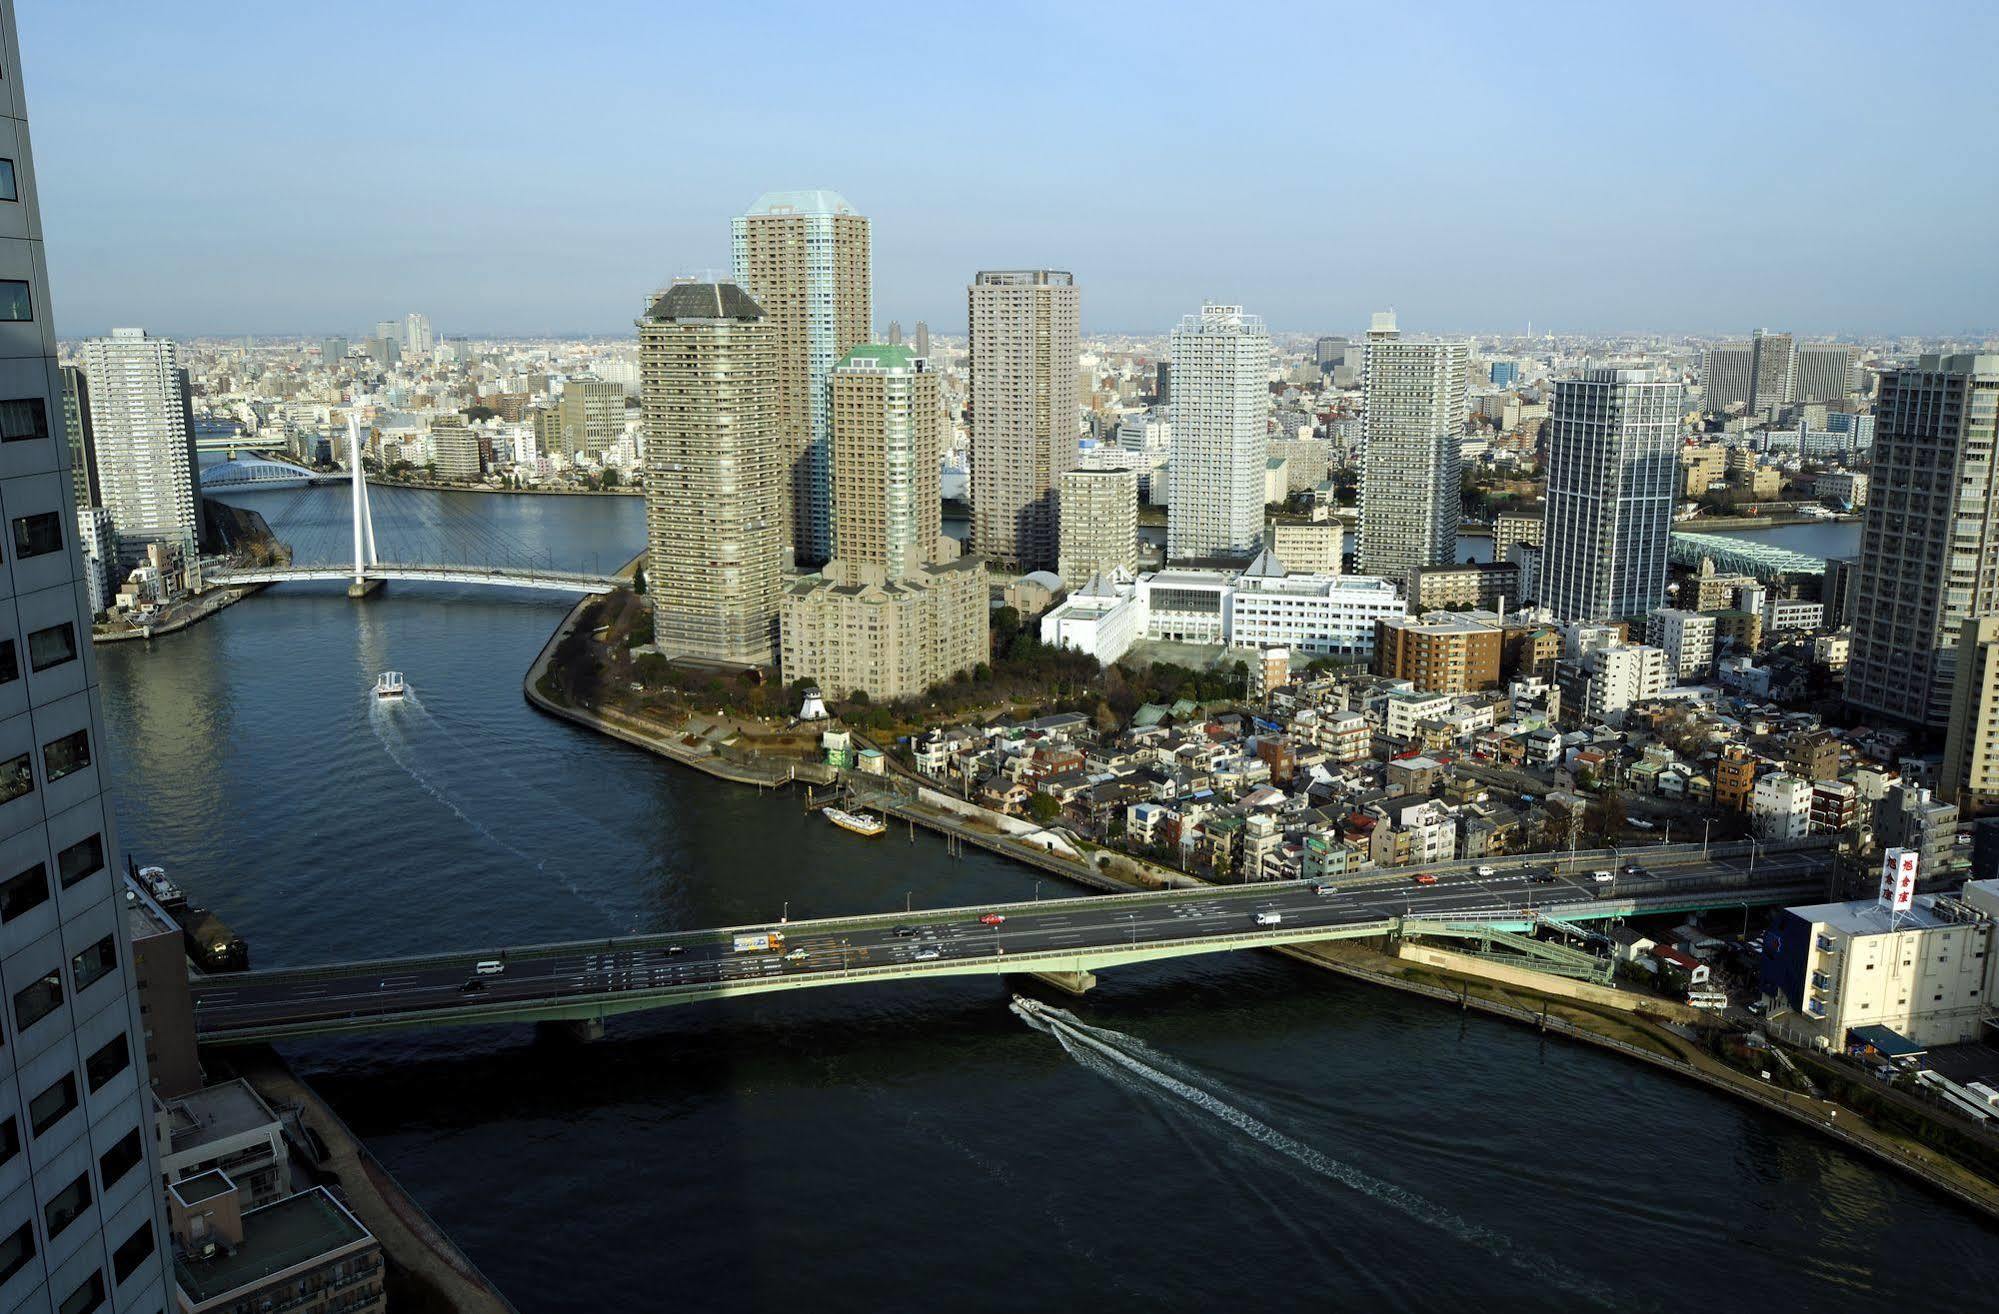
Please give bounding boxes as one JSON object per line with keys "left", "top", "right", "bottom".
{"left": 1010, "top": 997, "right": 1614, "bottom": 1307}
{"left": 368, "top": 695, "right": 624, "bottom": 928}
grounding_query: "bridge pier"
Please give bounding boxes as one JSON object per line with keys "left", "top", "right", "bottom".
{"left": 347, "top": 577, "right": 383, "bottom": 599}
{"left": 1024, "top": 970, "right": 1097, "bottom": 997}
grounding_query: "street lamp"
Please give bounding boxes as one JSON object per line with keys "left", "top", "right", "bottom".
{"left": 1126, "top": 913, "right": 1137, "bottom": 946}
{"left": 1034, "top": 880, "right": 1043, "bottom": 902}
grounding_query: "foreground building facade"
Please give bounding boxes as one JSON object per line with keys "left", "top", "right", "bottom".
{"left": 0, "top": 6, "right": 172, "bottom": 1305}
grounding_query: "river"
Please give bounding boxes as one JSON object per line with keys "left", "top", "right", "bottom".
{"left": 94, "top": 488, "right": 1980, "bottom": 1311}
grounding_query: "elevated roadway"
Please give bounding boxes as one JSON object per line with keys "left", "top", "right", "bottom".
{"left": 206, "top": 562, "right": 619, "bottom": 595}
{"left": 191, "top": 843, "right": 1831, "bottom": 1043}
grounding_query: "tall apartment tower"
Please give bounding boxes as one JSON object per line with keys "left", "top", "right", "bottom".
{"left": 1700, "top": 342, "right": 1754, "bottom": 414}
{"left": 1794, "top": 344, "right": 1861, "bottom": 405}
{"left": 0, "top": 6, "right": 174, "bottom": 1305}
{"left": 828, "top": 345, "right": 944, "bottom": 575}
{"left": 1848, "top": 353, "right": 1999, "bottom": 728}
{"left": 966, "top": 270, "right": 1080, "bottom": 571}
{"left": 1942, "top": 617, "right": 1999, "bottom": 819}
{"left": 1356, "top": 312, "right": 1470, "bottom": 585}
{"left": 58, "top": 366, "right": 96, "bottom": 512}
{"left": 1537, "top": 368, "right": 1682, "bottom": 623}
{"left": 401, "top": 312, "right": 432, "bottom": 357}
{"left": 555, "top": 378, "right": 625, "bottom": 460}
{"left": 1747, "top": 329, "right": 1796, "bottom": 416}
{"left": 1057, "top": 468, "right": 1139, "bottom": 587}
{"left": 731, "top": 190, "right": 871, "bottom": 567}
{"left": 639, "top": 281, "right": 785, "bottom": 668}
{"left": 1167, "top": 304, "right": 1269, "bottom": 562}
{"left": 75, "top": 329, "right": 202, "bottom": 580}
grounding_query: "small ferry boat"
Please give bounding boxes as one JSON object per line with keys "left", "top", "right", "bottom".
{"left": 374, "top": 671, "right": 407, "bottom": 700}
{"left": 823, "top": 806, "right": 887, "bottom": 838}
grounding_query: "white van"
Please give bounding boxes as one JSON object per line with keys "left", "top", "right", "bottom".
{"left": 1254, "top": 912, "right": 1283, "bottom": 927}
{"left": 1591, "top": 871, "right": 1614, "bottom": 885}
{"left": 474, "top": 959, "right": 505, "bottom": 976}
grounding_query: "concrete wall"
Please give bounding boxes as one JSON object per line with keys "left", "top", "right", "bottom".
{"left": 1396, "top": 942, "right": 1701, "bottom": 1022}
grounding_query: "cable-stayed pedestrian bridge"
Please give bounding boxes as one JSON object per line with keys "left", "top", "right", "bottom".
{"left": 189, "top": 842, "right": 1832, "bottom": 1044}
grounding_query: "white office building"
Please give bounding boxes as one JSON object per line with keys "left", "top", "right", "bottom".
{"left": 1356, "top": 313, "right": 1470, "bottom": 585}
{"left": 1166, "top": 304, "right": 1268, "bottom": 561}
{"left": 0, "top": 9, "right": 173, "bottom": 1305}
{"left": 1039, "top": 573, "right": 1144, "bottom": 665}
{"left": 1648, "top": 608, "right": 1717, "bottom": 682}
{"left": 1227, "top": 551, "right": 1405, "bottom": 660}
{"left": 75, "top": 329, "right": 203, "bottom": 583}
{"left": 1752, "top": 772, "right": 1813, "bottom": 841}
{"left": 1137, "top": 569, "right": 1234, "bottom": 645}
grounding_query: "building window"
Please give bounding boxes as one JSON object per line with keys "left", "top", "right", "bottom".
{"left": 57, "top": 833, "right": 104, "bottom": 889}
{"left": 0, "top": 860, "right": 47, "bottom": 921}
{"left": 57, "top": 1269, "right": 103, "bottom": 1314}
{"left": 13, "top": 969, "right": 61, "bottom": 1032}
{"left": 0, "top": 1220, "right": 32, "bottom": 1286}
{"left": 0, "top": 751, "right": 30, "bottom": 805}
{"left": 29, "top": 1072, "right": 75, "bottom": 1136}
{"left": 0, "top": 281, "right": 28, "bottom": 322}
{"left": 43, "top": 1171, "right": 90, "bottom": 1238}
{"left": 0, "top": 1119, "right": 15, "bottom": 1167}
{"left": 71, "top": 934, "right": 117, "bottom": 995}
{"left": 84, "top": 1033, "right": 127, "bottom": 1092}
{"left": 112, "top": 1221, "right": 153, "bottom": 1284}
{"left": 42, "top": 729, "right": 88, "bottom": 782}
{"left": 0, "top": 642, "right": 16, "bottom": 685}
{"left": 0, "top": 396, "right": 43, "bottom": 442}
{"left": 0, "top": 160, "right": 14, "bottom": 203}
{"left": 12, "top": 511, "right": 61, "bottom": 559}
{"left": 27, "top": 621, "right": 75, "bottom": 672}
{"left": 97, "top": 1126, "right": 142, "bottom": 1190}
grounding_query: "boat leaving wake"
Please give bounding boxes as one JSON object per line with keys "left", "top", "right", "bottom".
{"left": 1010, "top": 996, "right": 1613, "bottom": 1307}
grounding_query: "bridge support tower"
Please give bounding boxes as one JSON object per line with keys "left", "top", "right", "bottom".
{"left": 1024, "top": 970, "right": 1097, "bottom": 997}
{"left": 346, "top": 414, "right": 379, "bottom": 599}
{"left": 536, "top": 1017, "right": 606, "bottom": 1043}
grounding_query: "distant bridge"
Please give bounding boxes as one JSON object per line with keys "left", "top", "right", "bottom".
{"left": 200, "top": 455, "right": 344, "bottom": 490}
{"left": 190, "top": 841, "right": 1833, "bottom": 1044}
{"left": 214, "top": 416, "right": 621, "bottom": 598}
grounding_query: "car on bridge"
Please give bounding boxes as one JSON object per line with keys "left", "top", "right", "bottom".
{"left": 1412, "top": 873, "right": 1438, "bottom": 885}
{"left": 979, "top": 913, "right": 1006, "bottom": 926}
{"left": 914, "top": 947, "right": 941, "bottom": 961}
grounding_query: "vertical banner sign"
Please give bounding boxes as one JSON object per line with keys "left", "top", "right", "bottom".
{"left": 1878, "top": 847, "right": 1917, "bottom": 914}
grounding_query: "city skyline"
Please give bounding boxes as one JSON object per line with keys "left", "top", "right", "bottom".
{"left": 18, "top": 3, "right": 1999, "bottom": 338}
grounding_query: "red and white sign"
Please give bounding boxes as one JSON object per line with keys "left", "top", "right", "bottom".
{"left": 1878, "top": 847, "right": 1918, "bottom": 914}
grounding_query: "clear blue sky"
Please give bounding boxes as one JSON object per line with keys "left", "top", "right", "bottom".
{"left": 19, "top": 0, "right": 1998, "bottom": 338}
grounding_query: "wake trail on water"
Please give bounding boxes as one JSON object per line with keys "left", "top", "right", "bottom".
{"left": 1021, "top": 1004, "right": 1615, "bottom": 1309}
{"left": 368, "top": 698, "right": 625, "bottom": 928}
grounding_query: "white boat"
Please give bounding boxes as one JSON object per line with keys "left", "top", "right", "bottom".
{"left": 823, "top": 806, "right": 886, "bottom": 838}
{"left": 374, "top": 671, "right": 407, "bottom": 700}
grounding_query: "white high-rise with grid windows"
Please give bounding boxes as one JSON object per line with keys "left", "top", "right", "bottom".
{"left": 0, "top": 5, "right": 172, "bottom": 1307}
{"left": 1166, "top": 304, "right": 1268, "bottom": 562}
{"left": 1356, "top": 313, "right": 1469, "bottom": 587}
{"left": 1538, "top": 368, "right": 1681, "bottom": 623}
{"left": 75, "top": 329, "right": 202, "bottom": 582}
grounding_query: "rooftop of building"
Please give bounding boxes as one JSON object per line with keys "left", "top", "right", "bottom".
{"left": 163, "top": 1078, "right": 282, "bottom": 1157}
{"left": 169, "top": 1170, "right": 236, "bottom": 1208}
{"left": 1381, "top": 611, "right": 1502, "bottom": 635}
{"left": 742, "top": 189, "right": 858, "bottom": 217}
{"left": 837, "top": 343, "right": 921, "bottom": 372}
{"left": 175, "top": 1187, "right": 374, "bottom": 1307}
{"left": 1790, "top": 892, "right": 1988, "bottom": 937}
{"left": 642, "top": 281, "right": 763, "bottom": 324}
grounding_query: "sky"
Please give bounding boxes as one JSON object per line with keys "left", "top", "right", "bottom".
{"left": 18, "top": 0, "right": 1999, "bottom": 339}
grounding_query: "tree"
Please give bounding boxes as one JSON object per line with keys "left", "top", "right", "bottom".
{"left": 1584, "top": 790, "right": 1627, "bottom": 845}
{"left": 463, "top": 404, "right": 498, "bottom": 422}
{"left": 602, "top": 467, "right": 622, "bottom": 489}
{"left": 1028, "top": 793, "right": 1062, "bottom": 823}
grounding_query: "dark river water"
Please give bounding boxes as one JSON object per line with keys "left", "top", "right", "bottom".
{"left": 94, "top": 487, "right": 1982, "bottom": 1311}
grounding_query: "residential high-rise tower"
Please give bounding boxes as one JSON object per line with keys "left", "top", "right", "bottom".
{"left": 1057, "top": 468, "right": 1139, "bottom": 587}
{"left": 828, "top": 345, "right": 944, "bottom": 575}
{"left": 75, "top": 328, "right": 202, "bottom": 581}
{"left": 1848, "top": 353, "right": 1999, "bottom": 727}
{"left": 1537, "top": 368, "right": 1681, "bottom": 623}
{"left": 731, "top": 190, "right": 871, "bottom": 566}
{"left": 966, "top": 270, "right": 1080, "bottom": 570}
{"left": 1356, "top": 313, "right": 1469, "bottom": 585}
{"left": 1166, "top": 303, "right": 1268, "bottom": 562}
{"left": 639, "top": 280, "right": 785, "bottom": 668}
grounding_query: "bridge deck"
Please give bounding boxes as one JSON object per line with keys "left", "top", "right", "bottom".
{"left": 209, "top": 563, "right": 619, "bottom": 594}
{"left": 191, "top": 845, "right": 1831, "bottom": 1043}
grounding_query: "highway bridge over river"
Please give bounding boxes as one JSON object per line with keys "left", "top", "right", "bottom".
{"left": 190, "top": 841, "right": 1832, "bottom": 1043}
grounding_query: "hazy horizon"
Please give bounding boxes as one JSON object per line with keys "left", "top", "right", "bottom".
{"left": 21, "top": 1, "right": 1999, "bottom": 341}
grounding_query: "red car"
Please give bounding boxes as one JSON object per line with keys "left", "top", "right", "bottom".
{"left": 979, "top": 913, "right": 1006, "bottom": 926}
{"left": 1412, "top": 873, "right": 1438, "bottom": 886}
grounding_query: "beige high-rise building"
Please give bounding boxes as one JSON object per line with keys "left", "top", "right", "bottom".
{"left": 968, "top": 270, "right": 1080, "bottom": 570}
{"left": 829, "top": 345, "right": 944, "bottom": 575}
{"left": 555, "top": 378, "right": 625, "bottom": 459}
{"left": 731, "top": 190, "right": 871, "bottom": 565}
{"left": 1057, "top": 468, "right": 1138, "bottom": 588}
{"left": 1268, "top": 522, "right": 1341, "bottom": 576}
{"left": 780, "top": 344, "right": 987, "bottom": 700}
{"left": 639, "top": 281, "right": 785, "bottom": 668}
{"left": 1942, "top": 617, "right": 1999, "bottom": 819}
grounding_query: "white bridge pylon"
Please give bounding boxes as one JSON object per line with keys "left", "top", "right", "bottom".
{"left": 347, "top": 414, "right": 379, "bottom": 586}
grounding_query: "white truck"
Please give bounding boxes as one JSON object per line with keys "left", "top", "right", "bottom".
{"left": 732, "top": 931, "right": 785, "bottom": 954}
{"left": 1254, "top": 912, "right": 1283, "bottom": 927}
